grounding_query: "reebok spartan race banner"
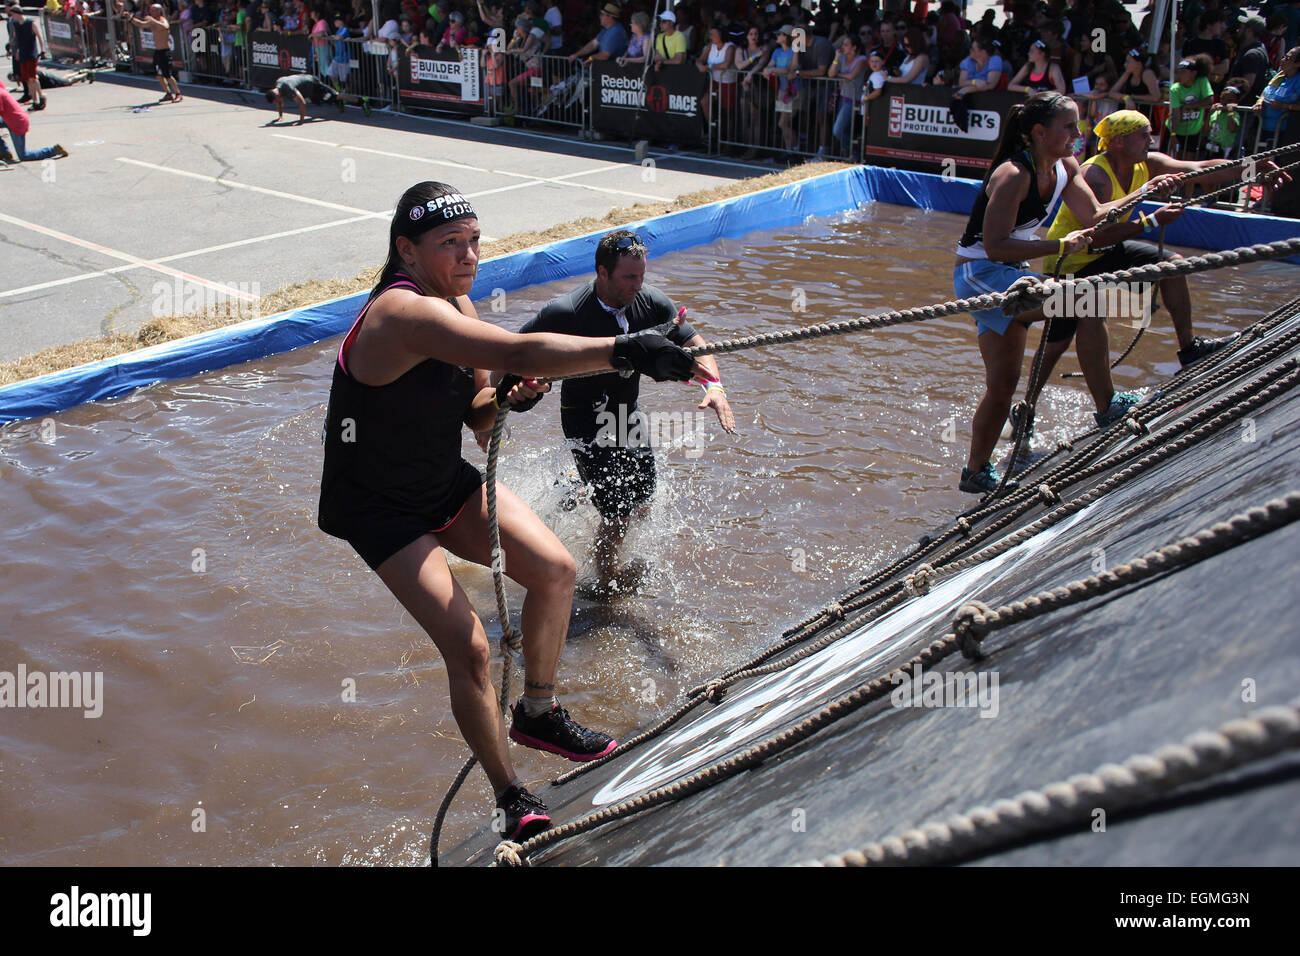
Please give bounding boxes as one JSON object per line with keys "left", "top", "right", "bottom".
{"left": 865, "top": 86, "right": 1024, "bottom": 174}
{"left": 399, "top": 46, "right": 483, "bottom": 113}
{"left": 591, "top": 62, "right": 706, "bottom": 146}
{"left": 248, "top": 30, "right": 314, "bottom": 89}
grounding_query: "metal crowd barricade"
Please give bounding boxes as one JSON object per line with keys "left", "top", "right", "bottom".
{"left": 331, "top": 37, "right": 397, "bottom": 108}
{"left": 180, "top": 24, "right": 247, "bottom": 85}
{"left": 511, "top": 52, "right": 587, "bottom": 132}
{"left": 716, "top": 71, "right": 854, "bottom": 161}
{"left": 491, "top": 47, "right": 545, "bottom": 125}
{"left": 86, "top": 13, "right": 116, "bottom": 65}
{"left": 40, "top": 10, "right": 104, "bottom": 64}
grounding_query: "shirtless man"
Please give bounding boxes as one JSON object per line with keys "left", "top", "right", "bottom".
{"left": 126, "top": 4, "right": 181, "bottom": 102}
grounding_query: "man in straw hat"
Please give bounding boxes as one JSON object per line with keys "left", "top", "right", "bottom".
{"left": 568, "top": 1, "right": 627, "bottom": 63}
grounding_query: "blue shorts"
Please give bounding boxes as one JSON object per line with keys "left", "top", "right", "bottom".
{"left": 953, "top": 258, "right": 1037, "bottom": 336}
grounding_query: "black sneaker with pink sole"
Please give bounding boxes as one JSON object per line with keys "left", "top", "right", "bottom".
{"left": 494, "top": 784, "right": 551, "bottom": 842}
{"left": 509, "top": 702, "right": 618, "bottom": 761}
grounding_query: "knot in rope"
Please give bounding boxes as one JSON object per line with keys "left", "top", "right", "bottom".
{"left": 1056, "top": 438, "right": 1073, "bottom": 452}
{"left": 954, "top": 600, "right": 994, "bottom": 660}
{"left": 1037, "top": 484, "right": 1061, "bottom": 506}
{"left": 999, "top": 275, "right": 1053, "bottom": 317}
{"left": 493, "top": 841, "right": 527, "bottom": 867}
{"left": 501, "top": 627, "right": 523, "bottom": 656}
{"left": 705, "top": 678, "right": 729, "bottom": 704}
{"left": 824, "top": 602, "right": 846, "bottom": 622}
{"left": 1123, "top": 417, "right": 1149, "bottom": 436}
{"left": 905, "top": 564, "right": 936, "bottom": 596}
{"left": 956, "top": 516, "right": 972, "bottom": 535}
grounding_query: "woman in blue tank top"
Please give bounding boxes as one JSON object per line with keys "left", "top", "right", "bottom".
{"left": 318, "top": 181, "right": 703, "bottom": 843}
{"left": 951, "top": 92, "right": 1174, "bottom": 495}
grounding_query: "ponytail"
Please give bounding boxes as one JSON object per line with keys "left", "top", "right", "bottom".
{"left": 982, "top": 90, "right": 1072, "bottom": 188}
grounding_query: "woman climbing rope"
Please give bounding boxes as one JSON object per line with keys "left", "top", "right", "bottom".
{"left": 317, "top": 181, "right": 703, "bottom": 843}
{"left": 952, "top": 91, "right": 1184, "bottom": 494}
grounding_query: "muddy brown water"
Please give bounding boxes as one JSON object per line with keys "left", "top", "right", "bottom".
{"left": 0, "top": 203, "right": 1289, "bottom": 865}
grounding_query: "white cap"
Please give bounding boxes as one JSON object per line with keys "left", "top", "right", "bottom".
{"left": 659, "top": 10, "right": 676, "bottom": 22}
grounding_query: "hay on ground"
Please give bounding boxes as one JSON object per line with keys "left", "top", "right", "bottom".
{"left": 0, "top": 162, "right": 850, "bottom": 386}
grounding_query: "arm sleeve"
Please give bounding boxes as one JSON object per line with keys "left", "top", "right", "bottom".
{"left": 520, "top": 301, "right": 566, "bottom": 335}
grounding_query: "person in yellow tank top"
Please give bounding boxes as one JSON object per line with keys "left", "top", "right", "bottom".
{"left": 1022, "top": 110, "right": 1288, "bottom": 409}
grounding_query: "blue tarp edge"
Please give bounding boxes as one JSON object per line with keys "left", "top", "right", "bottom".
{"left": 2, "top": 164, "right": 1294, "bottom": 425}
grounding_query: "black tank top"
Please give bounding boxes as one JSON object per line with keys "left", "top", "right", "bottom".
{"left": 1026, "top": 68, "right": 1055, "bottom": 92}
{"left": 958, "top": 151, "right": 1065, "bottom": 257}
{"left": 1112, "top": 70, "right": 1144, "bottom": 99}
{"left": 318, "top": 274, "right": 479, "bottom": 532}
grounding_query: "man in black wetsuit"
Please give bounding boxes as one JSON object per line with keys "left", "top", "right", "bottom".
{"left": 520, "top": 230, "right": 736, "bottom": 593}
{"left": 264, "top": 72, "right": 371, "bottom": 124}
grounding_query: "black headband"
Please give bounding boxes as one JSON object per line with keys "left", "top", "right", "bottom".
{"left": 398, "top": 192, "right": 478, "bottom": 239}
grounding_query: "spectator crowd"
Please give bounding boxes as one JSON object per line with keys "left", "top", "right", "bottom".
{"left": 12, "top": 0, "right": 1300, "bottom": 164}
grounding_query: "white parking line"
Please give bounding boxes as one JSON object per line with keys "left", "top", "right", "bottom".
{"left": 0, "top": 209, "right": 503, "bottom": 301}
{"left": 116, "top": 157, "right": 390, "bottom": 216}
{"left": 0, "top": 212, "right": 259, "bottom": 302}
{"left": 271, "top": 133, "right": 666, "bottom": 202}
{"left": 0, "top": 213, "right": 382, "bottom": 300}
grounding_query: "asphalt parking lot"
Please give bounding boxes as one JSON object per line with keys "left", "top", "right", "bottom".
{"left": 0, "top": 69, "right": 760, "bottom": 363}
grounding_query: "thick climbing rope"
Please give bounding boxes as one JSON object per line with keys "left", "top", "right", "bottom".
{"left": 1101, "top": 139, "right": 1300, "bottom": 225}
{"left": 492, "top": 492, "right": 1300, "bottom": 865}
{"left": 989, "top": 247, "right": 1070, "bottom": 498}
{"left": 844, "top": 296, "right": 1300, "bottom": 604}
{"left": 805, "top": 699, "right": 1300, "bottom": 867}
{"left": 950, "top": 492, "right": 1300, "bottom": 658}
{"left": 1061, "top": 156, "right": 1300, "bottom": 379}
{"left": 526, "top": 239, "right": 1300, "bottom": 390}
{"left": 552, "top": 358, "right": 1300, "bottom": 786}
{"left": 430, "top": 403, "right": 522, "bottom": 866}
{"left": 551, "top": 301, "right": 1300, "bottom": 789}
{"left": 1176, "top": 155, "right": 1300, "bottom": 211}
{"left": 434, "top": 235, "right": 1300, "bottom": 864}
{"left": 1058, "top": 221, "right": 1165, "bottom": 380}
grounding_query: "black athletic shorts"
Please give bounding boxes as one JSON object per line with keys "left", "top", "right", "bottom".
{"left": 153, "top": 49, "right": 173, "bottom": 79}
{"left": 1045, "top": 240, "right": 1176, "bottom": 343}
{"left": 325, "top": 459, "right": 484, "bottom": 572}
{"left": 571, "top": 441, "right": 657, "bottom": 521}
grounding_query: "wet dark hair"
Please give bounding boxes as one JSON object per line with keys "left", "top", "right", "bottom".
{"left": 1126, "top": 46, "right": 1156, "bottom": 69}
{"left": 984, "top": 91, "right": 1074, "bottom": 188}
{"left": 370, "top": 182, "right": 476, "bottom": 303}
{"left": 595, "top": 228, "right": 647, "bottom": 276}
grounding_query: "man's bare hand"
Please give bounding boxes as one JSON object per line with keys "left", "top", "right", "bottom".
{"left": 699, "top": 387, "right": 735, "bottom": 434}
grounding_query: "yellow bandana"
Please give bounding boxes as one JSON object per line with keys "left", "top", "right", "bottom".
{"left": 1095, "top": 109, "right": 1151, "bottom": 153}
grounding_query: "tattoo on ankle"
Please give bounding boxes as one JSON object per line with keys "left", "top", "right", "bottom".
{"left": 525, "top": 681, "right": 556, "bottom": 693}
